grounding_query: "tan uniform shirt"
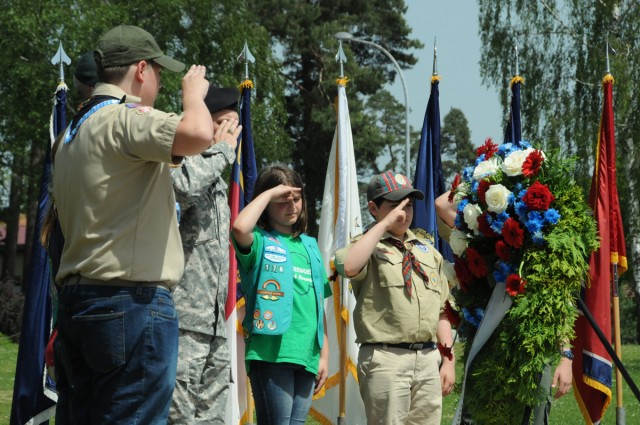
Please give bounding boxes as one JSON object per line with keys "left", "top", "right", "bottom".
{"left": 335, "top": 229, "right": 449, "bottom": 344}
{"left": 53, "top": 83, "right": 184, "bottom": 286}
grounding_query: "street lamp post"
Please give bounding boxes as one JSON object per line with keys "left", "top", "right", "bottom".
{"left": 335, "top": 31, "right": 411, "bottom": 177}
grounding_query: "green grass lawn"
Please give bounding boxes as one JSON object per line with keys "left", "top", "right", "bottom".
{"left": 0, "top": 334, "right": 18, "bottom": 424}
{"left": 2, "top": 335, "right": 638, "bottom": 424}
{"left": 441, "top": 343, "right": 640, "bottom": 424}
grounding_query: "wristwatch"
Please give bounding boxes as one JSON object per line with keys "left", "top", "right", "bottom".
{"left": 560, "top": 349, "right": 574, "bottom": 360}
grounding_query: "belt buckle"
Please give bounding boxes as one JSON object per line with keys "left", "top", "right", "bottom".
{"left": 410, "top": 342, "right": 424, "bottom": 350}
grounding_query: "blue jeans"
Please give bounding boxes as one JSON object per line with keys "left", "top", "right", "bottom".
{"left": 249, "top": 361, "right": 315, "bottom": 425}
{"left": 54, "top": 282, "right": 179, "bottom": 425}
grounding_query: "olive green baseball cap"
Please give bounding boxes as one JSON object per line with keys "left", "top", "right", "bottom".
{"left": 95, "top": 24, "right": 185, "bottom": 72}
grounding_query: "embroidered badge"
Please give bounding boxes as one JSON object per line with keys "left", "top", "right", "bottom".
{"left": 253, "top": 310, "right": 261, "bottom": 320}
{"left": 257, "top": 279, "right": 284, "bottom": 301}
{"left": 430, "top": 271, "right": 438, "bottom": 287}
{"left": 265, "top": 245, "right": 286, "bottom": 255}
{"left": 135, "top": 106, "right": 152, "bottom": 115}
{"left": 265, "top": 264, "right": 282, "bottom": 273}
{"left": 264, "top": 253, "right": 287, "bottom": 263}
{"left": 415, "top": 242, "right": 429, "bottom": 253}
{"left": 395, "top": 174, "right": 407, "bottom": 185}
{"left": 255, "top": 319, "right": 264, "bottom": 330}
{"left": 267, "top": 321, "right": 277, "bottom": 331}
{"left": 263, "top": 310, "right": 273, "bottom": 320}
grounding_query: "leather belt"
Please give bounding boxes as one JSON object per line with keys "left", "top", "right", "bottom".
{"left": 365, "top": 341, "right": 437, "bottom": 351}
{"left": 59, "top": 275, "right": 171, "bottom": 290}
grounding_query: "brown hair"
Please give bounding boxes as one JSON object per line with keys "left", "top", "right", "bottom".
{"left": 95, "top": 51, "right": 132, "bottom": 84}
{"left": 252, "top": 164, "right": 307, "bottom": 237}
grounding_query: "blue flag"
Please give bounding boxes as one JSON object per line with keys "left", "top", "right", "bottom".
{"left": 504, "top": 76, "right": 523, "bottom": 144}
{"left": 10, "top": 82, "right": 66, "bottom": 424}
{"left": 411, "top": 76, "right": 453, "bottom": 261}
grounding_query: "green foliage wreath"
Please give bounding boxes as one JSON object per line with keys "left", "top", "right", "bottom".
{"left": 448, "top": 140, "right": 599, "bottom": 423}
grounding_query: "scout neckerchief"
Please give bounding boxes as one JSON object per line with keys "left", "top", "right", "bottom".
{"left": 386, "top": 237, "right": 429, "bottom": 297}
{"left": 63, "top": 95, "right": 124, "bottom": 144}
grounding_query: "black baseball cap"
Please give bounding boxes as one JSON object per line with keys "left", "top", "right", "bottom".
{"left": 367, "top": 171, "right": 424, "bottom": 202}
{"left": 74, "top": 51, "right": 98, "bottom": 86}
{"left": 204, "top": 87, "right": 239, "bottom": 113}
{"left": 95, "top": 24, "right": 184, "bottom": 72}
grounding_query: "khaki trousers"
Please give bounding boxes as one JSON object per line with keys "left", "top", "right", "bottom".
{"left": 358, "top": 344, "right": 442, "bottom": 425}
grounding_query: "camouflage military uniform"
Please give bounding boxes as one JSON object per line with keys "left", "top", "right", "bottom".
{"left": 169, "top": 142, "right": 235, "bottom": 425}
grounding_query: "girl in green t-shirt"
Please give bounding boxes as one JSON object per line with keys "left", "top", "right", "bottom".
{"left": 231, "top": 164, "right": 330, "bottom": 424}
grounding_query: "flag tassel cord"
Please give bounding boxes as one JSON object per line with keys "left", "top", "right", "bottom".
{"left": 576, "top": 296, "right": 640, "bottom": 403}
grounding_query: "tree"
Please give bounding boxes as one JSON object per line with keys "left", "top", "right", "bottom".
{"left": 251, "top": 0, "right": 421, "bottom": 234}
{"left": 477, "top": 0, "right": 640, "bottom": 341}
{"left": 440, "top": 107, "right": 475, "bottom": 185}
{"left": 0, "top": 0, "right": 288, "bottom": 283}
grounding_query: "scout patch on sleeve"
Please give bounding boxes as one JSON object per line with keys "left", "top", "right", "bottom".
{"left": 125, "top": 103, "right": 153, "bottom": 114}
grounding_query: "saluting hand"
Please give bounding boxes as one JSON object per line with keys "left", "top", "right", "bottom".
{"left": 213, "top": 119, "right": 241, "bottom": 150}
{"left": 268, "top": 185, "right": 302, "bottom": 203}
{"left": 182, "top": 65, "right": 209, "bottom": 108}
{"left": 381, "top": 198, "right": 410, "bottom": 231}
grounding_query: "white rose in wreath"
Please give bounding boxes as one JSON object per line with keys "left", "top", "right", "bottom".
{"left": 472, "top": 157, "right": 499, "bottom": 181}
{"left": 502, "top": 148, "right": 535, "bottom": 176}
{"left": 449, "top": 229, "right": 468, "bottom": 256}
{"left": 485, "top": 184, "right": 511, "bottom": 214}
{"left": 463, "top": 203, "right": 482, "bottom": 233}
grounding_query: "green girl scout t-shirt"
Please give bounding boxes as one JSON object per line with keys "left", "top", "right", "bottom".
{"left": 236, "top": 229, "right": 331, "bottom": 375}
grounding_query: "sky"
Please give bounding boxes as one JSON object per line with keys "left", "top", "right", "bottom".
{"left": 387, "top": 1, "right": 504, "bottom": 148}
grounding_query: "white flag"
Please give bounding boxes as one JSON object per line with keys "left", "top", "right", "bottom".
{"left": 311, "top": 82, "right": 367, "bottom": 424}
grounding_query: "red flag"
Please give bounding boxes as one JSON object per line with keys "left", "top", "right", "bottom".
{"left": 572, "top": 73, "right": 627, "bottom": 424}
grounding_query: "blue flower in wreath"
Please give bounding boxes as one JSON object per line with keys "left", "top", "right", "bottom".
{"left": 544, "top": 208, "right": 561, "bottom": 225}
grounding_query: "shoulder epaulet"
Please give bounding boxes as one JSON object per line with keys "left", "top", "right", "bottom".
{"left": 412, "top": 227, "right": 435, "bottom": 246}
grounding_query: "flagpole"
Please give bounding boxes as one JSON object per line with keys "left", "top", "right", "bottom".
{"left": 334, "top": 31, "right": 411, "bottom": 176}
{"left": 605, "top": 37, "right": 625, "bottom": 425}
{"left": 335, "top": 40, "right": 349, "bottom": 425}
{"left": 234, "top": 41, "right": 257, "bottom": 425}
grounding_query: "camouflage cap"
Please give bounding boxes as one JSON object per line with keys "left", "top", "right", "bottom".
{"left": 367, "top": 171, "right": 424, "bottom": 202}
{"left": 95, "top": 24, "right": 184, "bottom": 72}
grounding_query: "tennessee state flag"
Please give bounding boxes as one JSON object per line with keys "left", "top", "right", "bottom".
{"left": 411, "top": 75, "right": 453, "bottom": 261}
{"left": 572, "top": 72, "right": 627, "bottom": 424}
{"left": 226, "top": 80, "right": 257, "bottom": 425}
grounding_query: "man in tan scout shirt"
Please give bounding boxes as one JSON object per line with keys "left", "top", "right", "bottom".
{"left": 52, "top": 24, "right": 240, "bottom": 424}
{"left": 335, "top": 171, "right": 455, "bottom": 425}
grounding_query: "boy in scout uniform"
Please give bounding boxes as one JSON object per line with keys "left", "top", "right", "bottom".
{"left": 335, "top": 171, "right": 455, "bottom": 425}
{"left": 52, "top": 25, "right": 240, "bottom": 424}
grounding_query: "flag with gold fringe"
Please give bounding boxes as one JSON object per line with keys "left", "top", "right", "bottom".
{"left": 572, "top": 71, "right": 627, "bottom": 425}
{"left": 411, "top": 74, "right": 453, "bottom": 261}
{"left": 312, "top": 77, "right": 366, "bottom": 425}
